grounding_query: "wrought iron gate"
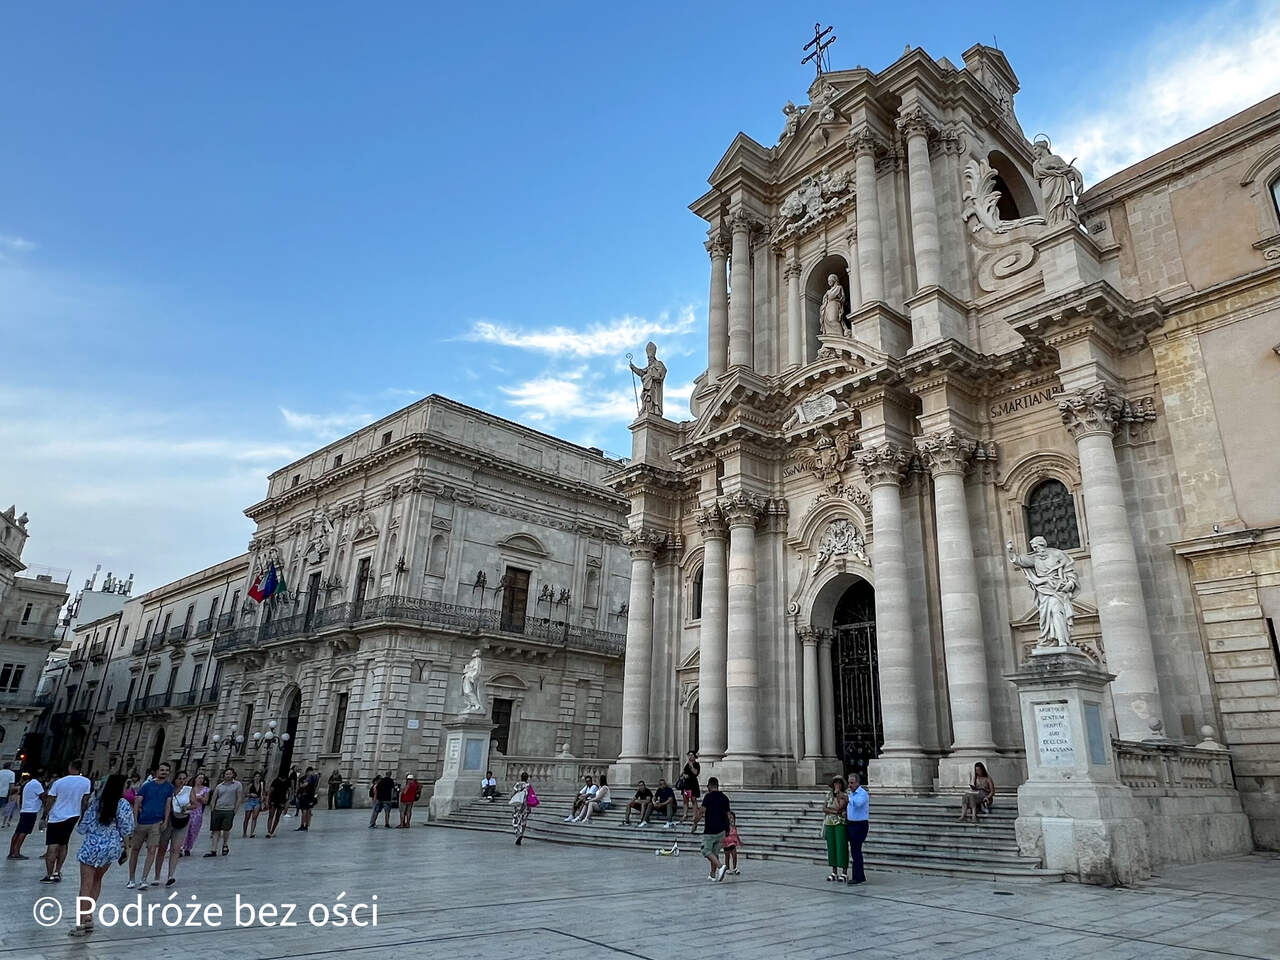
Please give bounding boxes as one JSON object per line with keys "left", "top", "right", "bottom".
{"left": 833, "top": 619, "right": 883, "bottom": 783}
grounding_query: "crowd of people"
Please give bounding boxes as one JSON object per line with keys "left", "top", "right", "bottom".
{"left": 2, "top": 758, "right": 346, "bottom": 937}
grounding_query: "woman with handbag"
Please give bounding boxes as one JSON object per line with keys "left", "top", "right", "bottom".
{"left": 678, "top": 751, "right": 701, "bottom": 825}
{"left": 158, "top": 770, "right": 192, "bottom": 887}
{"left": 509, "top": 771, "right": 535, "bottom": 846}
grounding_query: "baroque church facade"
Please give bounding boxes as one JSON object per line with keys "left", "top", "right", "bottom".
{"left": 609, "top": 43, "right": 1280, "bottom": 849}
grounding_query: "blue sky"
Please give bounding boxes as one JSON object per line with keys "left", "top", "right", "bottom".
{"left": 4, "top": 1, "right": 1277, "bottom": 594}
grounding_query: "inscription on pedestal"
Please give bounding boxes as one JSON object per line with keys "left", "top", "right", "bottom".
{"left": 1035, "top": 701, "right": 1075, "bottom": 766}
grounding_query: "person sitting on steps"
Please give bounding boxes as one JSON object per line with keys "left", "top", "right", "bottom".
{"left": 650, "top": 779, "right": 678, "bottom": 828}
{"left": 622, "top": 780, "right": 653, "bottom": 826}
{"left": 565, "top": 776, "right": 597, "bottom": 822}
{"left": 958, "top": 762, "right": 996, "bottom": 823}
{"left": 573, "top": 775, "right": 612, "bottom": 823}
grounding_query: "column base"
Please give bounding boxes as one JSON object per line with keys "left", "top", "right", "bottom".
{"left": 904, "top": 285, "right": 969, "bottom": 349}
{"left": 796, "top": 757, "right": 845, "bottom": 788}
{"left": 703, "top": 757, "right": 779, "bottom": 789}
{"left": 935, "top": 753, "right": 1026, "bottom": 794}
{"left": 607, "top": 760, "right": 664, "bottom": 790}
{"left": 867, "top": 754, "right": 936, "bottom": 793}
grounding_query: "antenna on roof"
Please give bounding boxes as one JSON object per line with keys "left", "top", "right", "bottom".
{"left": 993, "top": 33, "right": 999, "bottom": 49}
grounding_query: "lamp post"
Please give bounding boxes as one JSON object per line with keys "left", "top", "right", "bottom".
{"left": 209, "top": 724, "right": 244, "bottom": 772}
{"left": 252, "top": 719, "right": 291, "bottom": 779}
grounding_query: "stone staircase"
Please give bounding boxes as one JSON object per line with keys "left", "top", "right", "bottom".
{"left": 436, "top": 789, "right": 1062, "bottom": 882}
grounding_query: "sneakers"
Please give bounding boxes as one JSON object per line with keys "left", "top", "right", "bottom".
{"left": 40, "top": 875, "right": 56, "bottom": 883}
{"left": 715, "top": 864, "right": 728, "bottom": 882}
{"left": 165, "top": 877, "right": 177, "bottom": 887}
{"left": 563, "top": 816, "right": 574, "bottom": 822}
{"left": 638, "top": 821, "right": 649, "bottom": 828}
{"left": 663, "top": 822, "right": 674, "bottom": 830}
{"left": 138, "top": 881, "right": 149, "bottom": 891}
{"left": 126, "top": 879, "right": 137, "bottom": 889}
{"left": 729, "top": 868, "right": 740, "bottom": 875}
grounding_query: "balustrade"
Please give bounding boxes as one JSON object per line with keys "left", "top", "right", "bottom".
{"left": 1114, "top": 740, "right": 1235, "bottom": 793}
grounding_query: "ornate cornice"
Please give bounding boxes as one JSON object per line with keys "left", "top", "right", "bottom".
{"left": 915, "top": 429, "right": 978, "bottom": 478}
{"left": 856, "top": 442, "right": 911, "bottom": 487}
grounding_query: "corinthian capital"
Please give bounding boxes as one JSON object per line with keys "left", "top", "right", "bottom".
{"left": 728, "top": 208, "right": 756, "bottom": 235}
{"left": 847, "top": 125, "right": 886, "bottom": 161}
{"left": 1058, "top": 386, "right": 1124, "bottom": 441}
{"left": 716, "top": 490, "right": 766, "bottom": 527}
{"left": 621, "top": 528, "right": 664, "bottom": 560}
{"left": 895, "top": 105, "right": 937, "bottom": 141}
{"left": 915, "top": 429, "right": 978, "bottom": 477}
{"left": 705, "top": 232, "right": 729, "bottom": 260}
{"left": 856, "top": 442, "right": 910, "bottom": 487}
{"left": 694, "top": 503, "right": 728, "bottom": 541}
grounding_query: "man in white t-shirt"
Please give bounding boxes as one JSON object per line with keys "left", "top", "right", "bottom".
{"left": 6, "top": 773, "right": 46, "bottom": 860}
{"left": 41, "top": 760, "right": 92, "bottom": 882}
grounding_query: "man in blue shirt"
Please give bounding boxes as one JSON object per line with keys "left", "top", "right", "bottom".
{"left": 128, "top": 763, "right": 174, "bottom": 890}
{"left": 845, "top": 772, "right": 869, "bottom": 884}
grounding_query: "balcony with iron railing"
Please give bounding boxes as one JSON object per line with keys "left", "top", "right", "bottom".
{"left": 137, "top": 692, "right": 173, "bottom": 713}
{"left": 0, "top": 690, "right": 47, "bottom": 710}
{"left": 194, "top": 617, "right": 215, "bottom": 637}
{"left": 114, "top": 698, "right": 130, "bottom": 718}
{"left": 68, "top": 646, "right": 87, "bottom": 666}
{"left": 89, "top": 641, "right": 107, "bottom": 661}
{"left": 131, "top": 638, "right": 148, "bottom": 656}
{"left": 212, "top": 595, "right": 626, "bottom": 658}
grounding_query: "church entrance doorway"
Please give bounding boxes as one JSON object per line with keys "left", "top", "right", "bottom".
{"left": 830, "top": 579, "right": 883, "bottom": 783}
{"left": 277, "top": 691, "right": 302, "bottom": 775}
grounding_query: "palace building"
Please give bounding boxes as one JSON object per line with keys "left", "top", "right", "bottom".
{"left": 607, "top": 42, "right": 1280, "bottom": 851}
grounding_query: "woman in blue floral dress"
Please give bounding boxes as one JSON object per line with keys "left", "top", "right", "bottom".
{"left": 72, "top": 773, "right": 135, "bottom": 937}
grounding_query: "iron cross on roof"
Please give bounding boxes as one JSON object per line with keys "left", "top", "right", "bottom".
{"left": 802, "top": 22, "right": 836, "bottom": 77}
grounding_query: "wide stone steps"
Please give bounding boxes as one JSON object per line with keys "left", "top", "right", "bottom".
{"left": 437, "top": 790, "right": 1061, "bottom": 883}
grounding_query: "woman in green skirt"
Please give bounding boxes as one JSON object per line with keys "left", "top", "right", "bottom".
{"left": 823, "top": 776, "right": 849, "bottom": 882}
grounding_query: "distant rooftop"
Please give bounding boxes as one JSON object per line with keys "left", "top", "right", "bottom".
{"left": 20, "top": 563, "right": 71, "bottom": 584}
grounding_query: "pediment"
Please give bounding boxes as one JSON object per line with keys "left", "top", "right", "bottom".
{"left": 677, "top": 647, "right": 700, "bottom": 672}
{"left": 706, "top": 132, "right": 774, "bottom": 188}
{"left": 497, "top": 532, "right": 549, "bottom": 557}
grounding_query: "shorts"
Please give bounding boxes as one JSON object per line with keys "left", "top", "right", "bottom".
{"left": 46, "top": 817, "right": 79, "bottom": 846}
{"left": 296, "top": 796, "right": 315, "bottom": 810}
{"left": 131, "top": 821, "right": 163, "bottom": 849}
{"left": 243, "top": 797, "right": 260, "bottom": 812}
{"left": 700, "top": 830, "right": 725, "bottom": 859}
{"left": 16, "top": 811, "right": 37, "bottom": 835}
{"left": 161, "top": 821, "right": 189, "bottom": 848}
{"left": 210, "top": 809, "right": 235, "bottom": 833}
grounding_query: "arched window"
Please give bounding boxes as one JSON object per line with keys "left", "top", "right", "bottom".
{"left": 1271, "top": 175, "right": 1280, "bottom": 220}
{"left": 1024, "top": 479, "right": 1081, "bottom": 550}
{"left": 690, "top": 565, "right": 704, "bottom": 620}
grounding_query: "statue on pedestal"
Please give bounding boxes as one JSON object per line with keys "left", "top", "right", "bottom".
{"left": 628, "top": 341, "right": 667, "bottom": 416}
{"left": 819, "top": 274, "right": 847, "bottom": 338}
{"left": 1031, "top": 138, "right": 1084, "bottom": 227}
{"left": 1008, "top": 536, "right": 1079, "bottom": 648}
{"left": 460, "top": 648, "right": 486, "bottom": 713}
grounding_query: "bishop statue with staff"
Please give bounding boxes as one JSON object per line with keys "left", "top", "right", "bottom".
{"left": 1008, "top": 536, "right": 1080, "bottom": 648}
{"left": 629, "top": 341, "right": 667, "bottom": 417}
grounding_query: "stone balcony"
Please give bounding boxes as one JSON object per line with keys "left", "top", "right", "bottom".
{"left": 3, "top": 619, "right": 58, "bottom": 643}
{"left": 212, "top": 595, "right": 627, "bottom": 659}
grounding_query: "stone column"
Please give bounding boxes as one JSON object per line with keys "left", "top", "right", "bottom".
{"left": 785, "top": 259, "right": 804, "bottom": 367}
{"left": 1059, "top": 387, "right": 1165, "bottom": 741}
{"left": 845, "top": 227, "right": 862, "bottom": 310}
{"left": 721, "top": 491, "right": 764, "bottom": 760}
{"left": 728, "top": 210, "right": 754, "bottom": 368}
{"left": 706, "top": 234, "right": 729, "bottom": 381}
{"left": 696, "top": 506, "right": 729, "bottom": 759}
{"left": 897, "top": 107, "right": 941, "bottom": 290}
{"left": 916, "top": 431, "right": 997, "bottom": 755}
{"left": 801, "top": 628, "right": 822, "bottom": 758}
{"left": 851, "top": 128, "right": 885, "bottom": 304}
{"left": 818, "top": 631, "right": 836, "bottom": 757}
{"left": 618, "top": 531, "right": 659, "bottom": 762}
{"left": 859, "top": 444, "right": 932, "bottom": 789}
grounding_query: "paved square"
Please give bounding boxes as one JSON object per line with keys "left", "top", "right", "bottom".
{"left": 2, "top": 810, "right": 1277, "bottom": 959}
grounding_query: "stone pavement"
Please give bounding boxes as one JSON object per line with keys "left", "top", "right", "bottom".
{"left": 1, "top": 810, "right": 1276, "bottom": 959}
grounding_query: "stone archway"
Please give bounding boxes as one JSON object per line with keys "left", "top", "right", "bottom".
{"left": 811, "top": 574, "right": 882, "bottom": 780}
{"left": 276, "top": 690, "right": 302, "bottom": 776}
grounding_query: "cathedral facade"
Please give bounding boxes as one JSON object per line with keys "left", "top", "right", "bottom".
{"left": 609, "top": 43, "right": 1280, "bottom": 849}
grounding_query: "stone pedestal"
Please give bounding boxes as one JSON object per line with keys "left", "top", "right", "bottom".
{"left": 868, "top": 755, "right": 937, "bottom": 793}
{"left": 428, "top": 715, "right": 496, "bottom": 820}
{"left": 1006, "top": 649, "right": 1151, "bottom": 885}
{"left": 606, "top": 760, "right": 663, "bottom": 791}
{"left": 629, "top": 412, "right": 681, "bottom": 466}
{"left": 847, "top": 302, "right": 911, "bottom": 357}
{"left": 904, "top": 286, "right": 970, "bottom": 350}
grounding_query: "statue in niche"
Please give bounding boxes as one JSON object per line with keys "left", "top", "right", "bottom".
{"left": 1031, "top": 138, "right": 1084, "bottom": 227}
{"left": 1007, "top": 536, "right": 1079, "bottom": 648}
{"left": 628, "top": 340, "right": 667, "bottom": 417}
{"left": 460, "top": 648, "right": 486, "bottom": 714}
{"left": 819, "top": 274, "right": 847, "bottom": 338}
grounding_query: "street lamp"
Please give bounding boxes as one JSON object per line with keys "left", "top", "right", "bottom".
{"left": 210, "top": 724, "right": 244, "bottom": 767}
{"left": 252, "top": 719, "right": 291, "bottom": 778}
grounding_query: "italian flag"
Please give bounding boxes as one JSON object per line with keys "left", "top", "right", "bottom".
{"left": 249, "top": 562, "right": 285, "bottom": 603}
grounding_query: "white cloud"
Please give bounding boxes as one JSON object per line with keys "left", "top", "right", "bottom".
{"left": 0, "top": 234, "right": 36, "bottom": 253}
{"left": 466, "top": 305, "right": 697, "bottom": 358}
{"left": 1049, "top": 4, "right": 1280, "bottom": 183}
{"left": 279, "top": 407, "right": 374, "bottom": 440}
{"left": 498, "top": 370, "right": 696, "bottom": 426}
